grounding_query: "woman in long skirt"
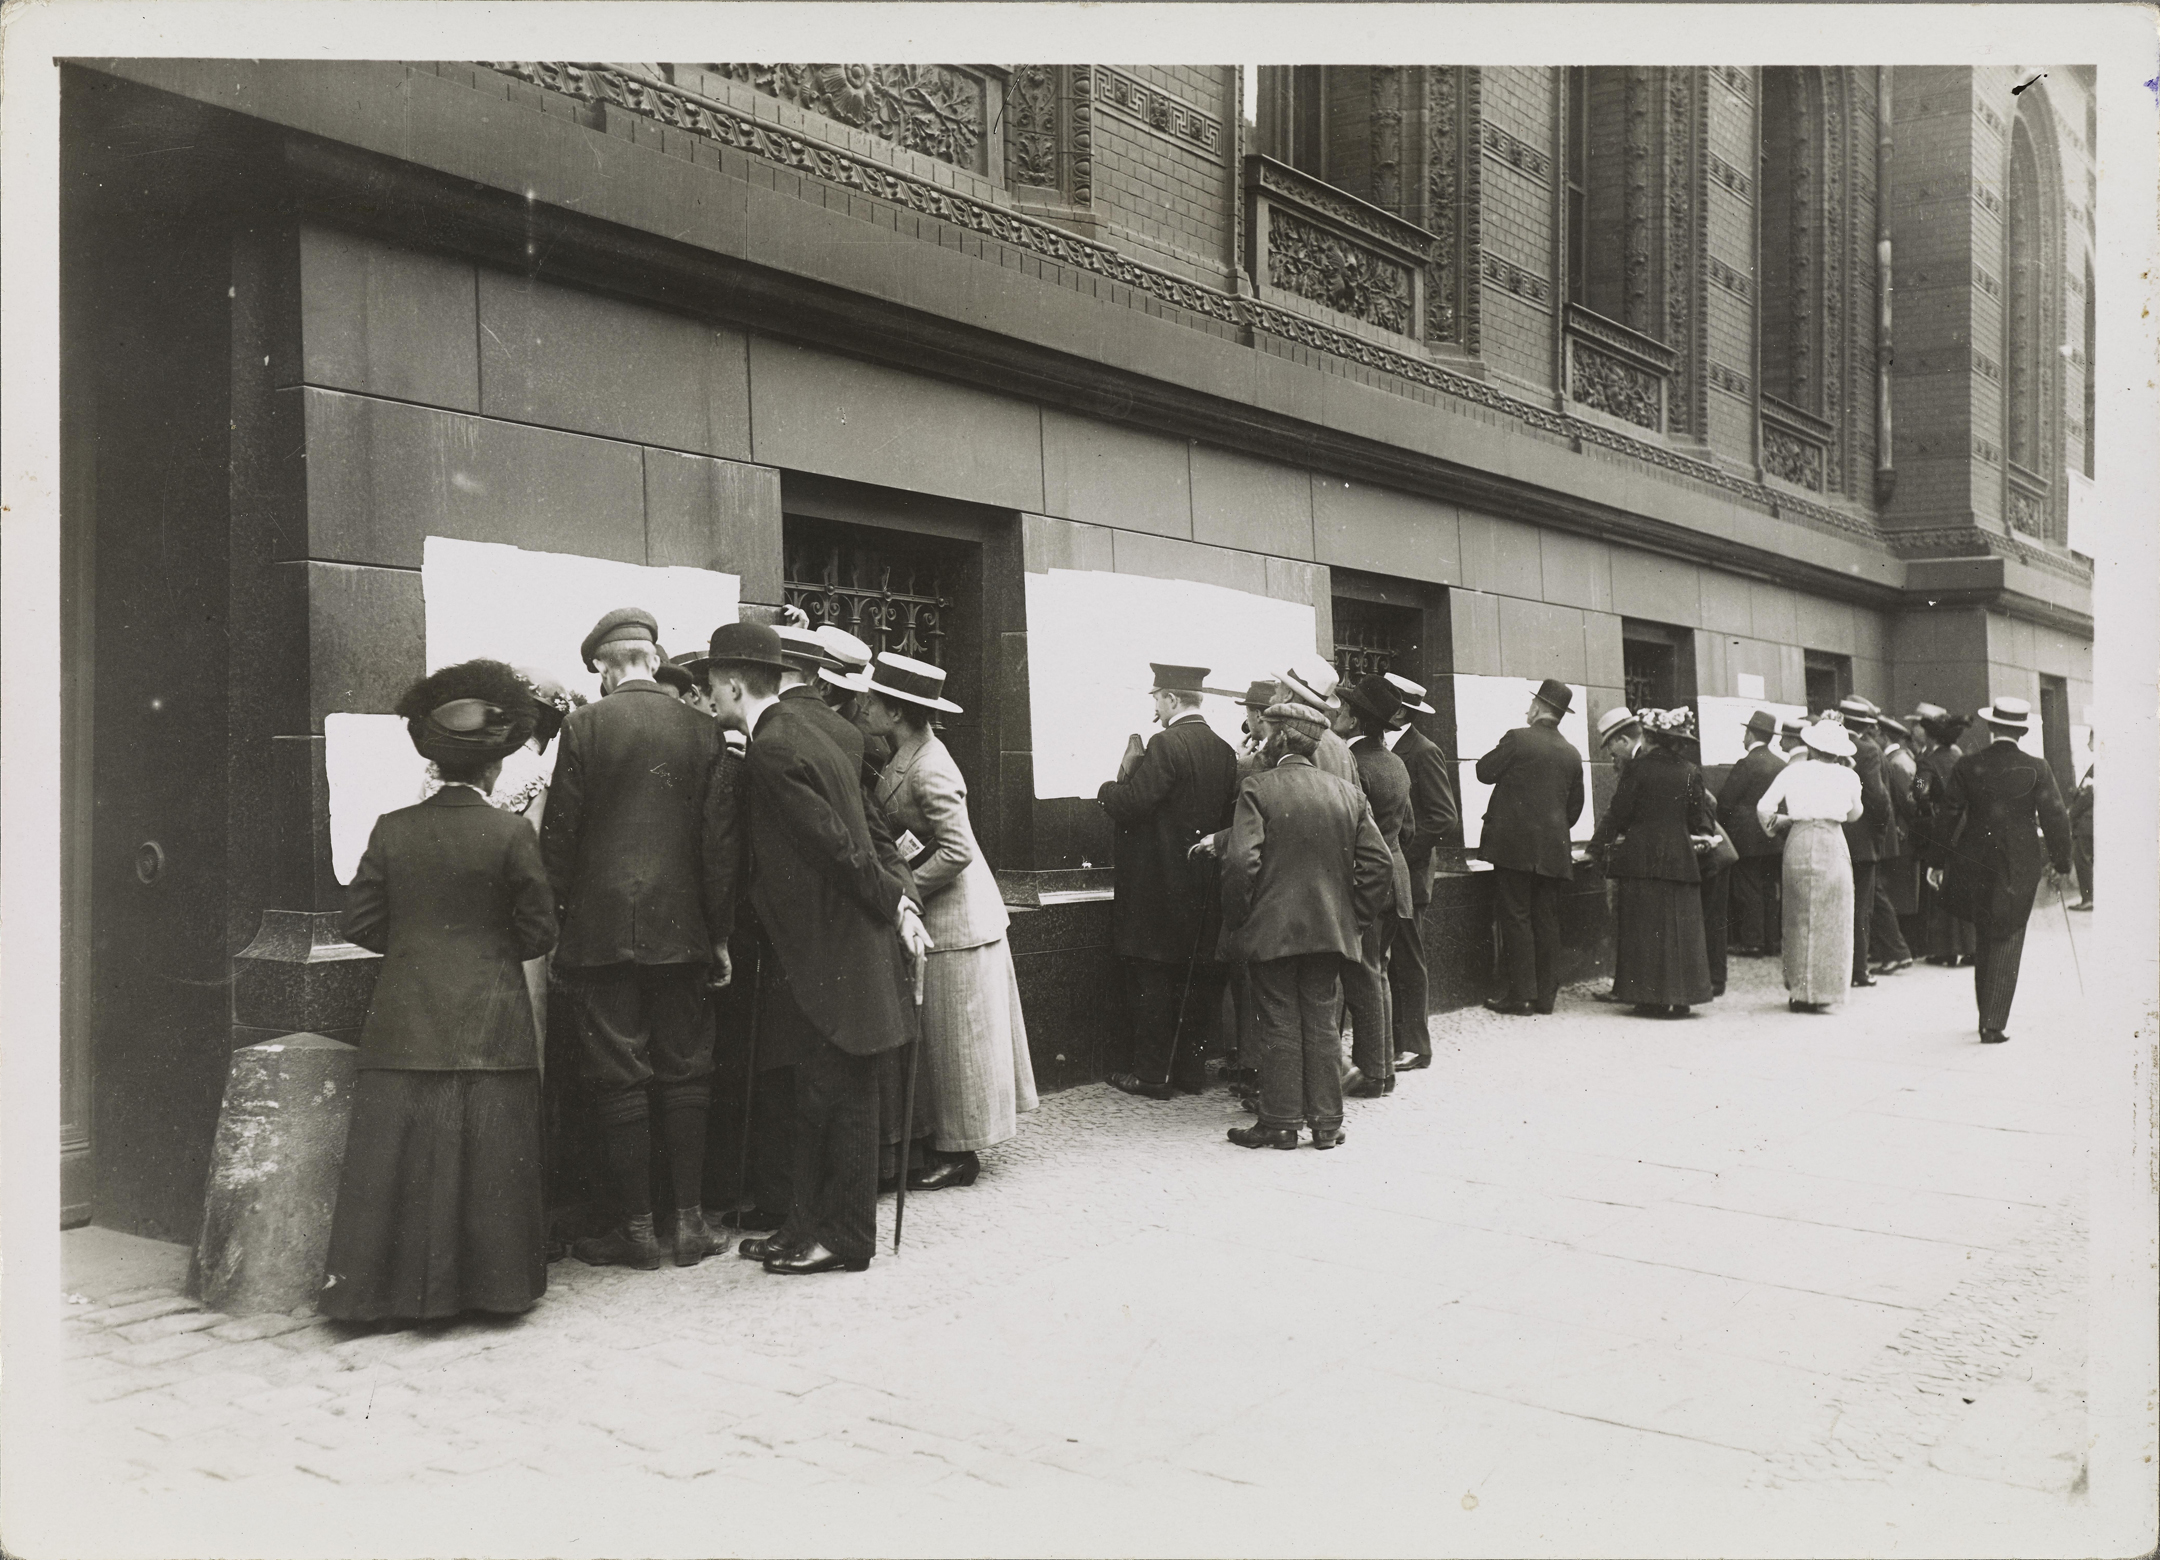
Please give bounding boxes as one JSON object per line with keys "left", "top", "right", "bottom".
{"left": 860, "top": 652, "right": 1037, "bottom": 1188}
{"left": 323, "top": 660, "right": 558, "bottom": 1323}
{"left": 1755, "top": 722, "right": 1866, "bottom": 1012}
{"left": 1587, "top": 708, "right": 1717, "bottom": 1016}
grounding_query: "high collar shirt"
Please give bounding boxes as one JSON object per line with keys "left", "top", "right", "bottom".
{"left": 1755, "top": 755, "right": 1863, "bottom": 828}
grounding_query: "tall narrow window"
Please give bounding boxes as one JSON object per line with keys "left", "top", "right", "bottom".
{"left": 1255, "top": 65, "right": 1328, "bottom": 176}
{"left": 1565, "top": 67, "right": 1588, "bottom": 306}
{"left": 2005, "top": 119, "right": 2042, "bottom": 472}
{"left": 1758, "top": 68, "right": 1822, "bottom": 413}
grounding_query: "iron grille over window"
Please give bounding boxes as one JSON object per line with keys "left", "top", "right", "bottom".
{"left": 1334, "top": 597, "right": 1410, "bottom": 682}
{"left": 783, "top": 538, "right": 951, "bottom": 664}
{"left": 1622, "top": 639, "right": 1676, "bottom": 712}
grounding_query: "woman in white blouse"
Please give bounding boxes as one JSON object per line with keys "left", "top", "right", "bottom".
{"left": 1755, "top": 722, "right": 1866, "bottom": 1011}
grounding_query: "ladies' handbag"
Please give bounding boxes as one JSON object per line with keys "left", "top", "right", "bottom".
{"left": 1703, "top": 820, "right": 1741, "bottom": 873}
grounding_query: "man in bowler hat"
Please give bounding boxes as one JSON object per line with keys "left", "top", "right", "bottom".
{"left": 543, "top": 608, "right": 731, "bottom": 1269}
{"left": 1382, "top": 674, "right": 1457, "bottom": 1071}
{"left": 1098, "top": 663, "right": 1239, "bottom": 1099}
{"left": 1475, "top": 679, "right": 1585, "bottom": 1015}
{"left": 1933, "top": 697, "right": 2072, "bottom": 1044}
{"left": 706, "top": 621, "right": 931, "bottom": 1273}
{"left": 1720, "top": 710, "right": 1787, "bottom": 956}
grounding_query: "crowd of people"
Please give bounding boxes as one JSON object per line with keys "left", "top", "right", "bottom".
{"left": 316, "top": 607, "right": 2088, "bottom": 1325}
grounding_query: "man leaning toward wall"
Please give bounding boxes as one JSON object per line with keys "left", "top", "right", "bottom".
{"left": 1720, "top": 710, "right": 1786, "bottom": 959}
{"left": 1098, "top": 664, "right": 1239, "bottom": 1101}
{"left": 1383, "top": 673, "right": 1456, "bottom": 1072}
{"left": 1475, "top": 680, "right": 1586, "bottom": 1017}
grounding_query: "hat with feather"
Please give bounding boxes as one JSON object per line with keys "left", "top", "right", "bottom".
{"left": 397, "top": 659, "right": 540, "bottom": 767}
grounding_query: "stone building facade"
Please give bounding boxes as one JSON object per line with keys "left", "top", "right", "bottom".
{"left": 59, "top": 60, "right": 2097, "bottom": 1239}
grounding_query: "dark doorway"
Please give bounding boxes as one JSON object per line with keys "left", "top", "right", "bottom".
{"left": 2038, "top": 674, "right": 2074, "bottom": 797}
{"left": 1621, "top": 619, "right": 1698, "bottom": 712}
{"left": 1332, "top": 571, "right": 1458, "bottom": 842}
{"left": 1804, "top": 649, "right": 1852, "bottom": 715}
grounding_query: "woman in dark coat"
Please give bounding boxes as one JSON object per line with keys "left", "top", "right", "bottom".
{"left": 321, "top": 660, "right": 559, "bottom": 1324}
{"left": 1588, "top": 708, "right": 1717, "bottom": 1016}
{"left": 1908, "top": 707, "right": 1978, "bottom": 965}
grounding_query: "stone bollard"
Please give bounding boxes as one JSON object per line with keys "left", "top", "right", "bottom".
{"left": 188, "top": 1033, "right": 359, "bottom": 1316}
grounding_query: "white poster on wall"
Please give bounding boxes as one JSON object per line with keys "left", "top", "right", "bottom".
{"left": 1025, "top": 568, "right": 1317, "bottom": 799}
{"left": 324, "top": 713, "right": 434, "bottom": 884}
{"left": 1696, "top": 696, "right": 1808, "bottom": 767}
{"left": 422, "top": 536, "right": 741, "bottom": 701}
{"left": 1450, "top": 674, "right": 1594, "bottom": 849}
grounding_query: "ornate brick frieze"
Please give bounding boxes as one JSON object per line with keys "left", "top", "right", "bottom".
{"left": 1664, "top": 67, "right": 1704, "bottom": 438}
{"left": 1623, "top": 67, "right": 1655, "bottom": 334}
{"left": 1974, "top": 99, "right": 2005, "bottom": 137}
{"left": 1093, "top": 67, "right": 1222, "bottom": 155}
{"left": 1427, "top": 66, "right": 1461, "bottom": 344}
{"left": 1973, "top": 435, "right": 2000, "bottom": 464}
{"left": 1762, "top": 424, "right": 1825, "bottom": 490}
{"left": 1707, "top": 151, "right": 1752, "bottom": 200}
{"left": 1973, "top": 263, "right": 2001, "bottom": 300}
{"left": 1708, "top": 255, "right": 1750, "bottom": 299}
{"left": 1266, "top": 208, "right": 1414, "bottom": 333}
{"left": 2005, "top": 482, "right": 2045, "bottom": 534}
{"left": 1972, "top": 349, "right": 2001, "bottom": 382}
{"left": 1007, "top": 65, "right": 1061, "bottom": 189}
{"left": 1070, "top": 65, "right": 1095, "bottom": 206}
{"left": 1370, "top": 67, "right": 1405, "bottom": 214}
{"left": 696, "top": 62, "right": 990, "bottom": 171}
{"left": 1709, "top": 360, "right": 1752, "bottom": 398}
{"left": 1480, "top": 120, "right": 1550, "bottom": 182}
{"left": 1571, "top": 340, "right": 1663, "bottom": 429}
{"left": 1712, "top": 66, "right": 1752, "bottom": 99}
{"left": 1972, "top": 181, "right": 2003, "bottom": 219}
{"left": 1482, "top": 253, "right": 1550, "bottom": 308}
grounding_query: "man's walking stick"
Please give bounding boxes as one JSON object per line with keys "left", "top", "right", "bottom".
{"left": 2053, "top": 867, "right": 2086, "bottom": 994}
{"left": 1162, "top": 911, "right": 1212, "bottom": 1090}
{"left": 894, "top": 948, "right": 927, "bottom": 1254}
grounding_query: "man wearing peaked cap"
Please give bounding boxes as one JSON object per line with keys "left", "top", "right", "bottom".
{"left": 581, "top": 607, "right": 661, "bottom": 675}
{"left": 1473, "top": 679, "right": 1585, "bottom": 1015}
{"left": 1719, "top": 710, "right": 1788, "bottom": 957}
{"left": 1380, "top": 673, "right": 1458, "bottom": 1072}
{"left": 1098, "top": 663, "right": 1240, "bottom": 1100}
{"left": 1933, "top": 697, "right": 2073, "bottom": 1044}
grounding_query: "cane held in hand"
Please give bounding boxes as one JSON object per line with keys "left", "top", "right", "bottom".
{"left": 894, "top": 941, "right": 928, "bottom": 1254}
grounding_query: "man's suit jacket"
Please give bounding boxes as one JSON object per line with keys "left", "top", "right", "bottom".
{"left": 1394, "top": 724, "right": 1460, "bottom": 906}
{"left": 1474, "top": 723, "right": 1585, "bottom": 879}
{"left": 1218, "top": 757, "right": 1394, "bottom": 963}
{"left": 346, "top": 788, "right": 558, "bottom": 1071}
{"left": 875, "top": 731, "right": 1008, "bottom": 954}
{"left": 1717, "top": 743, "right": 1786, "bottom": 858}
{"left": 540, "top": 680, "right": 723, "bottom": 969}
{"left": 1097, "top": 713, "right": 1239, "bottom": 960}
{"left": 745, "top": 696, "right": 912, "bottom": 1058}
{"left": 1940, "top": 738, "right": 2074, "bottom": 929}
{"left": 1841, "top": 731, "right": 1895, "bottom": 864}
{"left": 1349, "top": 735, "right": 1416, "bottom": 919}
{"left": 779, "top": 685, "right": 921, "bottom": 910}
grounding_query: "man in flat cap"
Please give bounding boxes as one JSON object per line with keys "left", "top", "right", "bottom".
{"left": 545, "top": 608, "right": 731, "bottom": 1270}
{"left": 705, "top": 621, "right": 931, "bottom": 1273}
{"left": 1381, "top": 674, "right": 1457, "bottom": 1071}
{"left": 1933, "top": 696, "right": 2072, "bottom": 1044}
{"left": 1719, "top": 710, "right": 1787, "bottom": 958}
{"left": 1098, "top": 663, "right": 1239, "bottom": 1099}
{"left": 1836, "top": 696, "right": 1896, "bottom": 988}
{"left": 1474, "top": 679, "right": 1585, "bottom": 1016}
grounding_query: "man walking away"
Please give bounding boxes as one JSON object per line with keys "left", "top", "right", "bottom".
{"left": 1934, "top": 697, "right": 2073, "bottom": 1045}
{"left": 1098, "top": 664, "right": 1239, "bottom": 1100}
{"left": 1383, "top": 674, "right": 1456, "bottom": 1072}
{"left": 1720, "top": 711, "right": 1786, "bottom": 957}
{"left": 543, "top": 609, "right": 728, "bottom": 1270}
{"left": 1217, "top": 701, "right": 1394, "bottom": 1150}
{"left": 1475, "top": 679, "right": 1585, "bottom": 1016}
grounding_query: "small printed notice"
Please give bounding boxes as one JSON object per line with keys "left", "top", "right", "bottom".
{"left": 892, "top": 828, "right": 935, "bottom": 871}
{"left": 1735, "top": 672, "right": 1766, "bottom": 699}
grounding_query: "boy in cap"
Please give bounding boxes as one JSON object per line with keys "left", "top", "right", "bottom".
{"left": 1474, "top": 679, "right": 1586, "bottom": 1015}
{"left": 1098, "top": 663, "right": 1239, "bottom": 1099}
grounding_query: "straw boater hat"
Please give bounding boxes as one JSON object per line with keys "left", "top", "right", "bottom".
{"left": 396, "top": 659, "right": 539, "bottom": 767}
{"left": 1977, "top": 695, "right": 2033, "bottom": 732}
{"left": 867, "top": 651, "right": 964, "bottom": 714}
{"left": 813, "top": 626, "right": 875, "bottom": 693}
{"left": 1278, "top": 655, "right": 1340, "bottom": 714}
{"left": 580, "top": 607, "right": 659, "bottom": 673}
{"left": 1383, "top": 672, "right": 1436, "bottom": 716}
{"left": 1594, "top": 705, "right": 1641, "bottom": 746}
{"left": 1837, "top": 696, "right": 1879, "bottom": 728}
{"left": 774, "top": 624, "right": 834, "bottom": 677}
{"left": 1801, "top": 720, "right": 1855, "bottom": 759}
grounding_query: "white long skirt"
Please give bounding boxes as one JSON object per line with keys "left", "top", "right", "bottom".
{"left": 918, "top": 937, "right": 1039, "bottom": 1153}
{"left": 1781, "top": 820, "right": 1855, "bottom": 1006}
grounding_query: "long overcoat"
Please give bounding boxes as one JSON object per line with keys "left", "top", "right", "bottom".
{"left": 874, "top": 731, "right": 1008, "bottom": 954}
{"left": 1393, "top": 723, "right": 1460, "bottom": 907}
{"left": 1474, "top": 723, "right": 1585, "bottom": 878}
{"left": 1349, "top": 735, "right": 1417, "bottom": 918}
{"left": 1097, "top": 714, "right": 1239, "bottom": 960}
{"left": 1590, "top": 747, "right": 1714, "bottom": 883}
{"left": 745, "top": 696, "right": 913, "bottom": 1058}
{"left": 345, "top": 788, "right": 558, "bottom": 1071}
{"left": 539, "top": 679, "right": 723, "bottom": 969}
{"left": 1841, "top": 731, "right": 1895, "bottom": 865}
{"left": 1939, "top": 739, "right": 2074, "bottom": 929}
{"left": 1218, "top": 756, "right": 1395, "bottom": 963}
{"left": 1716, "top": 743, "right": 1786, "bottom": 858}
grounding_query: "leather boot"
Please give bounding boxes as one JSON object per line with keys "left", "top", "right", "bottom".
{"left": 571, "top": 1213, "right": 663, "bottom": 1270}
{"left": 1226, "top": 1123, "right": 1300, "bottom": 1150}
{"left": 673, "top": 1207, "right": 721, "bottom": 1268}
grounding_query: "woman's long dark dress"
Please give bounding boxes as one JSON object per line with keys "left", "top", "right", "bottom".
{"left": 322, "top": 787, "right": 558, "bottom": 1321}
{"left": 1589, "top": 745, "right": 1716, "bottom": 1007}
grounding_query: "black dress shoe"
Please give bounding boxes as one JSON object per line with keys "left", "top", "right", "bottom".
{"left": 1309, "top": 1126, "right": 1346, "bottom": 1150}
{"left": 1395, "top": 1052, "right": 1432, "bottom": 1071}
{"left": 906, "top": 1154, "right": 980, "bottom": 1191}
{"left": 1347, "top": 1076, "right": 1394, "bottom": 1098}
{"left": 717, "top": 1207, "right": 787, "bottom": 1231}
{"left": 1851, "top": 974, "right": 1878, "bottom": 988}
{"left": 764, "top": 1243, "right": 870, "bottom": 1276}
{"left": 738, "top": 1234, "right": 797, "bottom": 1262}
{"left": 1226, "top": 1123, "right": 1299, "bottom": 1150}
{"left": 1108, "top": 1073, "right": 1174, "bottom": 1101}
{"left": 1482, "top": 998, "right": 1534, "bottom": 1016}
{"left": 1980, "top": 1029, "right": 2011, "bottom": 1044}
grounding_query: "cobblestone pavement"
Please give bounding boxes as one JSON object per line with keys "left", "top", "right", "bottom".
{"left": 28, "top": 896, "right": 2133, "bottom": 1556}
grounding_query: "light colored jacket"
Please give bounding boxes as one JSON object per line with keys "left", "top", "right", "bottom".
{"left": 875, "top": 730, "right": 1009, "bottom": 952}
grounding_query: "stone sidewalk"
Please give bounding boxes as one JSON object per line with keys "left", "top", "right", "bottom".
{"left": 30, "top": 898, "right": 2127, "bottom": 1556}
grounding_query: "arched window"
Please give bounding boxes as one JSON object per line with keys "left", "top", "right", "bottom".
{"left": 1758, "top": 68, "right": 1822, "bottom": 414}
{"left": 2005, "top": 117, "right": 2043, "bottom": 472}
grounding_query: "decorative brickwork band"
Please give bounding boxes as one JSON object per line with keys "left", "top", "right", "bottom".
{"left": 1570, "top": 339, "right": 1663, "bottom": 430}
{"left": 1267, "top": 209, "right": 1414, "bottom": 333}
{"left": 694, "top": 62, "right": 989, "bottom": 172}
{"left": 1092, "top": 67, "right": 1222, "bottom": 155}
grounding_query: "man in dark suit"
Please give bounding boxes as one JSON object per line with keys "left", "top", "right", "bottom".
{"left": 1383, "top": 673, "right": 1457, "bottom": 1072}
{"left": 1337, "top": 675, "right": 1416, "bottom": 1098}
{"left": 1719, "top": 710, "right": 1787, "bottom": 956}
{"left": 1475, "top": 679, "right": 1586, "bottom": 1015}
{"left": 1098, "top": 664, "right": 1240, "bottom": 1100}
{"left": 1837, "top": 697, "right": 1895, "bottom": 988}
{"left": 707, "top": 621, "right": 931, "bottom": 1275}
{"left": 543, "top": 608, "right": 730, "bottom": 1270}
{"left": 1935, "top": 697, "right": 2073, "bottom": 1044}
